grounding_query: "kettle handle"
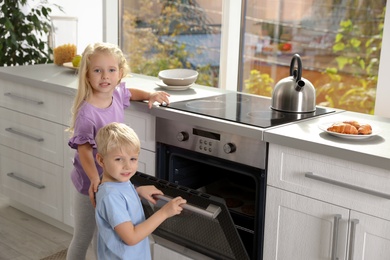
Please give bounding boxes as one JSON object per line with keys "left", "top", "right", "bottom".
{"left": 289, "top": 54, "right": 302, "bottom": 82}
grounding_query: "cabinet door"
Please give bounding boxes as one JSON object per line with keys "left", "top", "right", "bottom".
{"left": 139, "top": 149, "right": 155, "bottom": 176}
{"left": 124, "top": 108, "right": 156, "bottom": 152}
{"left": 350, "top": 211, "right": 390, "bottom": 260}
{"left": 264, "top": 186, "right": 349, "bottom": 260}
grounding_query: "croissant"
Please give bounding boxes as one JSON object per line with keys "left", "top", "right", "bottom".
{"left": 343, "top": 120, "right": 360, "bottom": 129}
{"left": 358, "top": 124, "right": 372, "bottom": 135}
{"left": 327, "top": 122, "right": 358, "bottom": 135}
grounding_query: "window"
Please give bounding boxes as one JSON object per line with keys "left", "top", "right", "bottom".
{"left": 242, "top": 0, "right": 387, "bottom": 115}
{"left": 105, "top": 0, "right": 389, "bottom": 116}
{"left": 119, "top": 0, "right": 224, "bottom": 88}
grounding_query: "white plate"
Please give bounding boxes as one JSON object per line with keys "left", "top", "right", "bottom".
{"left": 62, "top": 62, "right": 78, "bottom": 70}
{"left": 319, "top": 122, "right": 381, "bottom": 140}
{"left": 155, "top": 81, "right": 193, "bottom": 91}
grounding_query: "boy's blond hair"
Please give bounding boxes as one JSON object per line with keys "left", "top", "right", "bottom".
{"left": 67, "top": 42, "right": 130, "bottom": 135}
{"left": 96, "top": 123, "right": 140, "bottom": 156}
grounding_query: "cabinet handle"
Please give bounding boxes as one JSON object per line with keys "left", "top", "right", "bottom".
{"left": 4, "top": 92, "right": 44, "bottom": 105}
{"left": 305, "top": 172, "right": 390, "bottom": 199}
{"left": 331, "top": 214, "right": 341, "bottom": 260}
{"left": 7, "top": 172, "right": 45, "bottom": 189}
{"left": 5, "top": 127, "right": 44, "bottom": 142}
{"left": 348, "top": 219, "right": 359, "bottom": 260}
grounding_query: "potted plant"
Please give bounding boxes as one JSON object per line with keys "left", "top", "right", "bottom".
{"left": 0, "top": 0, "right": 62, "bottom": 66}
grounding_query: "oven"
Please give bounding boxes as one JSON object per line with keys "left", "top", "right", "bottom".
{"left": 133, "top": 93, "right": 335, "bottom": 260}
{"left": 133, "top": 118, "right": 267, "bottom": 260}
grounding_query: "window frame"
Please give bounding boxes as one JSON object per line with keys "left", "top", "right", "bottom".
{"left": 103, "top": 0, "right": 389, "bottom": 117}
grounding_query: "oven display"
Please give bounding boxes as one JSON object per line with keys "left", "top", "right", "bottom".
{"left": 193, "top": 128, "right": 220, "bottom": 140}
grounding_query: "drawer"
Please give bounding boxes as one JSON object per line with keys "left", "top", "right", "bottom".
{"left": 267, "top": 143, "right": 390, "bottom": 220}
{"left": 0, "top": 107, "right": 64, "bottom": 166}
{"left": 125, "top": 109, "right": 156, "bottom": 152}
{"left": 0, "top": 145, "right": 63, "bottom": 221}
{"left": 0, "top": 79, "right": 64, "bottom": 124}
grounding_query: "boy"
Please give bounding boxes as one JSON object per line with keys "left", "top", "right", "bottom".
{"left": 95, "top": 122, "right": 186, "bottom": 259}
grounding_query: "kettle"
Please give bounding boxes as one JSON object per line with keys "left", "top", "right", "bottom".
{"left": 271, "top": 54, "right": 316, "bottom": 113}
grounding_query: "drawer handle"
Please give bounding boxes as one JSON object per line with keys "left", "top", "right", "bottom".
{"left": 305, "top": 172, "right": 390, "bottom": 199}
{"left": 7, "top": 172, "right": 45, "bottom": 189}
{"left": 4, "top": 92, "right": 44, "bottom": 105}
{"left": 5, "top": 127, "right": 44, "bottom": 142}
{"left": 348, "top": 219, "right": 359, "bottom": 260}
{"left": 331, "top": 214, "right": 341, "bottom": 260}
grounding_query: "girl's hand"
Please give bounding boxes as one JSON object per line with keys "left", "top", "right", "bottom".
{"left": 148, "top": 91, "right": 170, "bottom": 108}
{"left": 89, "top": 178, "right": 101, "bottom": 208}
{"left": 161, "top": 196, "right": 186, "bottom": 218}
{"left": 136, "top": 185, "right": 163, "bottom": 204}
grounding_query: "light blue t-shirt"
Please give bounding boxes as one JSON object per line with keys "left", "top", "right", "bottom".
{"left": 95, "top": 181, "right": 151, "bottom": 260}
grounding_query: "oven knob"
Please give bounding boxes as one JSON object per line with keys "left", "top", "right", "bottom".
{"left": 176, "top": 131, "right": 189, "bottom": 142}
{"left": 223, "top": 143, "right": 236, "bottom": 154}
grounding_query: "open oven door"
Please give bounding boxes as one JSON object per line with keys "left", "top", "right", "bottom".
{"left": 132, "top": 172, "right": 250, "bottom": 260}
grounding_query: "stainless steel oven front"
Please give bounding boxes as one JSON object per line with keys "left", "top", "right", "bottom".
{"left": 133, "top": 117, "right": 268, "bottom": 260}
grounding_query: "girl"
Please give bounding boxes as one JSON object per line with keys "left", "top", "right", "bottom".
{"left": 66, "top": 42, "right": 170, "bottom": 260}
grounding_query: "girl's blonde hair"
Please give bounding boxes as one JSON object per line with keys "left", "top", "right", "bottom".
{"left": 67, "top": 42, "right": 130, "bottom": 135}
{"left": 95, "top": 122, "right": 140, "bottom": 156}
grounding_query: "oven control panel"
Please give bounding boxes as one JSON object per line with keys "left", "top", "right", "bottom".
{"left": 156, "top": 117, "right": 266, "bottom": 169}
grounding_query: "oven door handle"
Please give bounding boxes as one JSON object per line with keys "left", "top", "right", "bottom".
{"left": 155, "top": 194, "right": 221, "bottom": 219}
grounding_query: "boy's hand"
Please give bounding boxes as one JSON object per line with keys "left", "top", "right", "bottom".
{"left": 136, "top": 185, "right": 163, "bottom": 204}
{"left": 161, "top": 196, "right": 187, "bottom": 218}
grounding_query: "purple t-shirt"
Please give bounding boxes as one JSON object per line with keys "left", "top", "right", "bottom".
{"left": 68, "top": 82, "right": 131, "bottom": 195}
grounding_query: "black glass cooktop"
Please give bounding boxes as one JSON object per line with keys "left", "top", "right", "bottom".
{"left": 167, "top": 92, "right": 335, "bottom": 128}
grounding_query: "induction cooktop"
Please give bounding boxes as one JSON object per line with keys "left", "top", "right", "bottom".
{"left": 167, "top": 92, "right": 335, "bottom": 128}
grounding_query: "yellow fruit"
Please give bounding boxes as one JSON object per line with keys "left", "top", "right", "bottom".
{"left": 72, "top": 55, "right": 82, "bottom": 67}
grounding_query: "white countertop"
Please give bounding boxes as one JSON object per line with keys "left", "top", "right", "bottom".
{"left": 264, "top": 111, "right": 390, "bottom": 170}
{"left": 1, "top": 64, "right": 389, "bottom": 170}
{"left": 0, "top": 64, "right": 225, "bottom": 102}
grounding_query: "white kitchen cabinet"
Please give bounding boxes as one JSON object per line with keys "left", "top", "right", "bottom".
{"left": 124, "top": 104, "right": 156, "bottom": 176}
{"left": 264, "top": 143, "right": 390, "bottom": 260}
{"left": 125, "top": 105, "right": 156, "bottom": 151}
{"left": 0, "top": 79, "right": 67, "bottom": 223}
{"left": 264, "top": 186, "right": 349, "bottom": 259}
{"left": 0, "top": 135, "right": 63, "bottom": 221}
{"left": 351, "top": 211, "right": 390, "bottom": 259}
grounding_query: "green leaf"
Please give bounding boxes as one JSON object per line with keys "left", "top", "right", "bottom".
{"left": 4, "top": 18, "right": 14, "bottom": 31}
{"left": 333, "top": 42, "right": 345, "bottom": 52}
{"left": 359, "top": 59, "right": 365, "bottom": 70}
{"left": 335, "top": 56, "right": 349, "bottom": 69}
{"left": 350, "top": 38, "right": 361, "bottom": 48}
{"left": 335, "top": 33, "right": 343, "bottom": 43}
{"left": 325, "top": 67, "right": 338, "bottom": 74}
{"left": 340, "top": 19, "right": 352, "bottom": 29}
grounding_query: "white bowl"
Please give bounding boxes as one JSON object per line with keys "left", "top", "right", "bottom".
{"left": 158, "top": 69, "right": 198, "bottom": 86}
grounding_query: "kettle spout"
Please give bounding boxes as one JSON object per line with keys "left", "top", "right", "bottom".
{"left": 295, "top": 80, "right": 305, "bottom": 91}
